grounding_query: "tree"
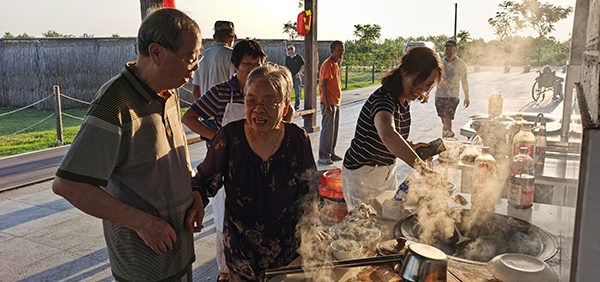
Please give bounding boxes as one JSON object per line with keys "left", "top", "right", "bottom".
{"left": 112, "top": 34, "right": 121, "bottom": 37}
{"left": 456, "top": 30, "right": 472, "bottom": 45}
{"left": 488, "top": 1, "right": 524, "bottom": 39}
{"left": 42, "top": 30, "right": 74, "bottom": 37}
{"left": 282, "top": 21, "right": 302, "bottom": 40}
{"left": 488, "top": 0, "right": 572, "bottom": 39}
{"left": 352, "top": 24, "right": 382, "bottom": 55}
{"left": 353, "top": 24, "right": 382, "bottom": 46}
{"left": 515, "top": 0, "right": 573, "bottom": 38}
{"left": 3, "top": 32, "right": 35, "bottom": 38}
{"left": 81, "top": 33, "right": 94, "bottom": 38}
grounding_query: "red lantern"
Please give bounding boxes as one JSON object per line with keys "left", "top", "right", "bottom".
{"left": 163, "top": 0, "right": 176, "bottom": 8}
{"left": 297, "top": 10, "right": 312, "bottom": 35}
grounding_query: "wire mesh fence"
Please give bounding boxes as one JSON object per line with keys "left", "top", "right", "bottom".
{"left": 340, "top": 64, "right": 385, "bottom": 90}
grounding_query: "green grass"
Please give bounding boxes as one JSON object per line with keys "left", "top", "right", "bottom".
{"left": 0, "top": 108, "right": 87, "bottom": 157}
{"left": 289, "top": 71, "right": 383, "bottom": 101}
{"left": 0, "top": 75, "right": 380, "bottom": 158}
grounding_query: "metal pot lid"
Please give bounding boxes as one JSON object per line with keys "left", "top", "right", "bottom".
{"left": 487, "top": 253, "right": 558, "bottom": 282}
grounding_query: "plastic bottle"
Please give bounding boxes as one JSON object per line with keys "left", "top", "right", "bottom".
{"left": 512, "top": 123, "right": 536, "bottom": 158}
{"left": 488, "top": 93, "right": 503, "bottom": 118}
{"left": 395, "top": 180, "right": 410, "bottom": 203}
{"left": 534, "top": 114, "right": 547, "bottom": 175}
{"left": 508, "top": 147, "right": 535, "bottom": 209}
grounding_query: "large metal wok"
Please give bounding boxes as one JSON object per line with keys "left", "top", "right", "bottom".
{"left": 394, "top": 210, "right": 559, "bottom": 265}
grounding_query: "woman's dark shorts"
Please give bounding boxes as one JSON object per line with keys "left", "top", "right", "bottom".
{"left": 435, "top": 97, "right": 460, "bottom": 119}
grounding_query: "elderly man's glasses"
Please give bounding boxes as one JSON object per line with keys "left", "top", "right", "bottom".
{"left": 245, "top": 98, "right": 284, "bottom": 110}
{"left": 164, "top": 47, "right": 203, "bottom": 71}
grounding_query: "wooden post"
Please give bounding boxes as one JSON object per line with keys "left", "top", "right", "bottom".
{"left": 302, "top": 0, "right": 319, "bottom": 133}
{"left": 140, "top": 0, "right": 164, "bottom": 20}
{"left": 53, "top": 85, "right": 63, "bottom": 145}
{"left": 345, "top": 64, "right": 348, "bottom": 90}
{"left": 372, "top": 64, "right": 375, "bottom": 84}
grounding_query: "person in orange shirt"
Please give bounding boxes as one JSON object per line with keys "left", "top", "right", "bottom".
{"left": 318, "top": 40, "right": 345, "bottom": 165}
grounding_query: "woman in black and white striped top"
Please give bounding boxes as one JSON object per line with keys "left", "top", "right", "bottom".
{"left": 342, "top": 46, "right": 444, "bottom": 211}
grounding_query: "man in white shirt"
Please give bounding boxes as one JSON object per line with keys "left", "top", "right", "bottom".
{"left": 192, "top": 20, "right": 235, "bottom": 100}
{"left": 434, "top": 40, "right": 469, "bottom": 138}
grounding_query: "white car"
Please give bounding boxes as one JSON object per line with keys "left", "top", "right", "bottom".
{"left": 403, "top": 41, "right": 436, "bottom": 54}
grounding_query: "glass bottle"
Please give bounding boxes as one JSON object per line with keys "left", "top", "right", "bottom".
{"left": 508, "top": 114, "right": 524, "bottom": 156}
{"left": 508, "top": 147, "right": 535, "bottom": 209}
{"left": 472, "top": 147, "right": 497, "bottom": 206}
{"left": 512, "top": 123, "right": 536, "bottom": 158}
{"left": 476, "top": 147, "right": 496, "bottom": 184}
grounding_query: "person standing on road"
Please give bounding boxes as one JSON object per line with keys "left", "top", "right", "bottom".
{"left": 284, "top": 44, "right": 305, "bottom": 110}
{"left": 434, "top": 40, "right": 469, "bottom": 138}
{"left": 192, "top": 20, "right": 235, "bottom": 101}
{"left": 192, "top": 20, "right": 236, "bottom": 144}
{"left": 318, "top": 40, "right": 345, "bottom": 165}
{"left": 52, "top": 8, "right": 205, "bottom": 282}
{"left": 342, "top": 46, "right": 444, "bottom": 211}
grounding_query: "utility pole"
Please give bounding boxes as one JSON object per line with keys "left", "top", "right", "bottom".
{"left": 303, "top": 0, "right": 319, "bottom": 133}
{"left": 454, "top": 3, "right": 458, "bottom": 41}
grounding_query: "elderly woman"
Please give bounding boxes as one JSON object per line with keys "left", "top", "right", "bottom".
{"left": 183, "top": 40, "right": 295, "bottom": 282}
{"left": 342, "top": 46, "right": 444, "bottom": 211}
{"left": 191, "top": 64, "right": 316, "bottom": 282}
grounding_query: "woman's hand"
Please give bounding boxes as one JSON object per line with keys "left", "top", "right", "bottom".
{"left": 409, "top": 141, "right": 430, "bottom": 150}
{"left": 185, "top": 191, "right": 206, "bottom": 234}
{"left": 410, "top": 141, "right": 433, "bottom": 161}
{"left": 418, "top": 93, "right": 430, "bottom": 103}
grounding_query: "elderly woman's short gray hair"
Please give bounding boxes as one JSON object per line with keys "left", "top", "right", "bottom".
{"left": 245, "top": 64, "right": 293, "bottom": 101}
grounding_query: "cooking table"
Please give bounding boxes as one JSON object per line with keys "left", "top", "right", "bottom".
{"left": 269, "top": 194, "right": 569, "bottom": 282}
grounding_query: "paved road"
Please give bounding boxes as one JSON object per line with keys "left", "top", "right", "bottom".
{"left": 0, "top": 146, "right": 71, "bottom": 192}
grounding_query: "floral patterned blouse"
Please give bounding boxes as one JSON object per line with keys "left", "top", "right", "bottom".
{"left": 192, "top": 120, "right": 316, "bottom": 281}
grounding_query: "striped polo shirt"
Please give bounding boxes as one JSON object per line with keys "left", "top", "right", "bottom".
{"left": 343, "top": 88, "right": 411, "bottom": 170}
{"left": 189, "top": 76, "right": 244, "bottom": 127}
{"left": 56, "top": 63, "right": 195, "bottom": 281}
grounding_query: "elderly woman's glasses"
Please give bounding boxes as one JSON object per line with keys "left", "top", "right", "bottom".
{"left": 164, "top": 47, "right": 203, "bottom": 71}
{"left": 245, "top": 98, "right": 284, "bottom": 110}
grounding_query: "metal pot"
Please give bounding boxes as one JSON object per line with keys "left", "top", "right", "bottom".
{"left": 397, "top": 243, "right": 448, "bottom": 282}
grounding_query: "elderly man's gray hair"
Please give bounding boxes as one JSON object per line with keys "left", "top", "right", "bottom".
{"left": 137, "top": 8, "right": 201, "bottom": 56}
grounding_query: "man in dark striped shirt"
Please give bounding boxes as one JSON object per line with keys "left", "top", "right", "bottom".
{"left": 342, "top": 47, "right": 444, "bottom": 211}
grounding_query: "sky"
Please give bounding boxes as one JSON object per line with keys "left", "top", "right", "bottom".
{"left": 0, "top": 0, "right": 577, "bottom": 42}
